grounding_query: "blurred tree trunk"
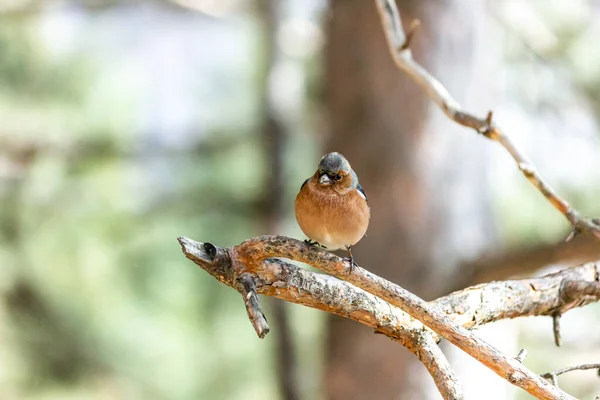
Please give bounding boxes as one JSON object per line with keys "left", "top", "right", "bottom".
{"left": 256, "top": 1, "right": 299, "bottom": 399}
{"left": 324, "top": 0, "right": 500, "bottom": 398}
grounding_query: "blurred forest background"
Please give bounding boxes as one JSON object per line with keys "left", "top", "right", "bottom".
{"left": 1, "top": 0, "right": 600, "bottom": 399}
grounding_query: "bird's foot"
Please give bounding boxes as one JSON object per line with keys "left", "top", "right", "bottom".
{"left": 342, "top": 256, "right": 358, "bottom": 273}
{"left": 304, "top": 239, "right": 326, "bottom": 249}
{"left": 344, "top": 245, "right": 357, "bottom": 273}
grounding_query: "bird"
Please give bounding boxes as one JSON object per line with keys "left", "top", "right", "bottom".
{"left": 294, "top": 152, "right": 370, "bottom": 269}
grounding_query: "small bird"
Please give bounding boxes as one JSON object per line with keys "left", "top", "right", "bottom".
{"left": 295, "top": 152, "right": 370, "bottom": 269}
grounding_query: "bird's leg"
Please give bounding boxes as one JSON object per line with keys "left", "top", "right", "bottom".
{"left": 343, "top": 245, "right": 357, "bottom": 272}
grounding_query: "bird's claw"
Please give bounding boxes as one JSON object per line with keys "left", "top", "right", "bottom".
{"left": 343, "top": 256, "right": 358, "bottom": 273}
{"left": 343, "top": 246, "right": 357, "bottom": 273}
{"left": 304, "top": 239, "right": 326, "bottom": 249}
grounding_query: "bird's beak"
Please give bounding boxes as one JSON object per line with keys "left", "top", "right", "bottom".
{"left": 319, "top": 174, "right": 331, "bottom": 185}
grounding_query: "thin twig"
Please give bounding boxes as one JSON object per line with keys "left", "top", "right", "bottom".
{"left": 544, "top": 363, "right": 600, "bottom": 378}
{"left": 178, "top": 235, "right": 600, "bottom": 400}
{"left": 550, "top": 373, "right": 559, "bottom": 387}
{"left": 236, "top": 273, "right": 270, "bottom": 338}
{"left": 374, "top": 0, "right": 600, "bottom": 242}
{"left": 552, "top": 313, "right": 562, "bottom": 347}
{"left": 515, "top": 349, "right": 528, "bottom": 363}
{"left": 542, "top": 363, "right": 600, "bottom": 387}
{"left": 400, "top": 19, "right": 420, "bottom": 51}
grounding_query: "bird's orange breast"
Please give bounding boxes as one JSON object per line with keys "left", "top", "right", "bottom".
{"left": 294, "top": 180, "right": 370, "bottom": 250}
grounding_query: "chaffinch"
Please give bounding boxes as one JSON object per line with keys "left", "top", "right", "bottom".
{"left": 295, "top": 152, "right": 370, "bottom": 268}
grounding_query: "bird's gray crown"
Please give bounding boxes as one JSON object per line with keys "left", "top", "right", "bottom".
{"left": 318, "top": 152, "right": 350, "bottom": 174}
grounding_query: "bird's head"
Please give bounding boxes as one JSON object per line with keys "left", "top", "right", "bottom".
{"left": 315, "top": 152, "right": 357, "bottom": 189}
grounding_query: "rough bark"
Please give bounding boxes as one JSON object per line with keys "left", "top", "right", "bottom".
{"left": 178, "top": 235, "right": 600, "bottom": 399}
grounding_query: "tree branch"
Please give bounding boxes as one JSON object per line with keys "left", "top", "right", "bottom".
{"left": 374, "top": 0, "right": 600, "bottom": 242}
{"left": 178, "top": 235, "right": 600, "bottom": 399}
{"left": 179, "top": 237, "right": 463, "bottom": 399}
{"left": 433, "top": 260, "right": 600, "bottom": 330}
{"left": 410, "top": 330, "right": 463, "bottom": 400}
{"left": 236, "top": 273, "right": 270, "bottom": 338}
{"left": 542, "top": 363, "right": 600, "bottom": 389}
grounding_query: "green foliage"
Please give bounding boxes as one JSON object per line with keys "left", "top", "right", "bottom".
{"left": 0, "top": 5, "right": 326, "bottom": 398}
{"left": 0, "top": 19, "right": 85, "bottom": 102}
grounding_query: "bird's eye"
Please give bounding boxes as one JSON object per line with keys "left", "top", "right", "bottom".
{"left": 334, "top": 174, "right": 342, "bottom": 181}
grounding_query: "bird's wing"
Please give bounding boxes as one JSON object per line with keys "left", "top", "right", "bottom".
{"left": 300, "top": 178, "right": 309, "bottom": 190}
{"left": 356, "top": 183, "right": 367, "bottom": 202}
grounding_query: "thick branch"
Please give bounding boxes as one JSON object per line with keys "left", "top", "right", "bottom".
{"left": 235, "top": 236, "right": 590, "bottom": 399}
{"left": 434, "top": 260, "right": 600, "bottom": 330}
{"left": 179, "top": 237, "right": 463, "bottom": 399}
{"left": 374, "top": 0, "right": 600, "bottom": 242}
{"left": 179, "top": 235, "right": 600, "bottom": 399}
{"left": 411, "top": 330, "right": 463, "bottom": 400}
